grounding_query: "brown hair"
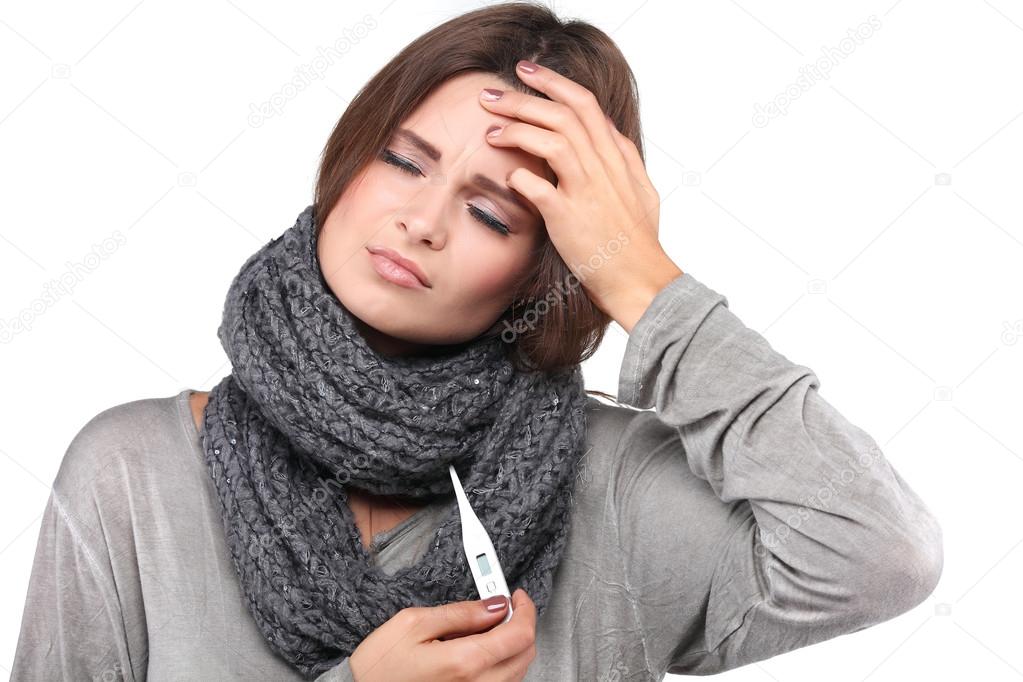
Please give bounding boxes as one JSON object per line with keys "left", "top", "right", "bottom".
{"left": 313, "top": 1, "right": 644, "bottom": 376}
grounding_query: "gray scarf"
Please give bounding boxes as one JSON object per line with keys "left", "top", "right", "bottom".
{"left": 199, "top": 205, "right": 588, "bottom": 678}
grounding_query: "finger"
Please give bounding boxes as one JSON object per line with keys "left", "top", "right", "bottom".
{"left": 437, "top": 623, "right": 498, "bottom": 641}
{"left": 487, "top": 588, "right": 538, "bottom": 676}
{"left": 600, "top": 115, "right": 638, "bottom": 194}
{"left": 488, "top": 639, "right": 536, "bottom": 679}
{"left": 512, "top": 588, "right": 537, "bottom": 627}
{"left": 606, "top": 120, "right": 657, "bottom": 198}
{"left": 436, "top": 610, "right": 504, "bottom": 641}
{"left": 486, "top": 121, "right": 585, "bottom": 191}
{"left": 511, "top": 60, "right": 626, "bottom": 185}
{"left": 479, "top": 76, "right": 613, "bottom": 186}
{"left": 410, "top": 598, "right": 508, "bottom": 643}
{"left": 443, "top": 589, "right": 537, "bottom": 674}
{"left": 504, "top": 166, "right": 563, "bottom": 225}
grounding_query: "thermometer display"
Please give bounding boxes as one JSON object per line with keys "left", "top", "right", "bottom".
{"left": 476, "top": 552, "right": 492, "bottom": 576}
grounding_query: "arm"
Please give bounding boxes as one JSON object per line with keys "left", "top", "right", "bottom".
{"left": 10, "top": 485, "right": 142, "bottom": 681}
{"left": 11, "top": 411, "right": 356, "bottom": 682}
{"left": 613, "top": 271, "right": 944, "bottom": 675}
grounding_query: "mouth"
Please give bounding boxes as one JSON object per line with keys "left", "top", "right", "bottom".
{"left": 365, "top": 245, "right": 432, "bottom": 289}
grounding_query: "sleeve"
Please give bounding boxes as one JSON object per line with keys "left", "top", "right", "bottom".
{"left": 612, "top": 271, "right": 944, "bottom": 676}
{"left": 314, "top": 658, "right": 356, "bottom": 681}
{"left": 10, "top": 487, "right": 142, "bottom": 681}
{"left": 10, "top": 482, "right": 355, "bottom": 680}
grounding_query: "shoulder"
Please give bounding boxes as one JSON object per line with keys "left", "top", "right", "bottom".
{"left": 53, "top": 391, "right": 194, "bottom": 502}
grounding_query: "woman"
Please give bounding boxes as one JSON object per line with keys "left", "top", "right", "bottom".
{"left": 11, "top": 3, "right": 943, "bottom": 681}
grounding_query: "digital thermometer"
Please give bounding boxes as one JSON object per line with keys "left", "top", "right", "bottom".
{"left": 448, "top": 464, "right": 514, "bottom": 624}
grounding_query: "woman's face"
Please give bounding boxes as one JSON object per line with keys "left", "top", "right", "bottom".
{"left": 317, "top": 72, "right": 553, "bottom": 357}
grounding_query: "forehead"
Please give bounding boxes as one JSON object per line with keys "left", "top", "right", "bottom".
{"left": 397, "top": 72, "right": 552, "bottom": 181}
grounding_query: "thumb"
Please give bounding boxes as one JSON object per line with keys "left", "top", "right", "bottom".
{"left": 415, "top": 595, "right": 509, "bottom": 641}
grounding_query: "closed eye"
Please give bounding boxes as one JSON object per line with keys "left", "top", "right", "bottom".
{"left": 379, "top": 149, "right": 510, "bottom": 236}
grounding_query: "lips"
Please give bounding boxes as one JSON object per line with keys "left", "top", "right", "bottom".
{"left": 365, "top": 245, "right": 432, "bottom": 288}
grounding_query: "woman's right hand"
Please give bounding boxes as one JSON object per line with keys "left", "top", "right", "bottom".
{"left": 349, "top": 588, "right": 537, "bottom": 681}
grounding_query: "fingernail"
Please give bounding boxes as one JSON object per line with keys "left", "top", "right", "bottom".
{"left": 487, "top": 126, "right": 503, "bottom": 137}
{"left": 483, "top": 595, "right": 508, "bottom": 612}
{"left": 481, "top": 88, "right": 503, "bottom": 101}
{"left": 517, "top": 60, "right": 538, "bottom": 73}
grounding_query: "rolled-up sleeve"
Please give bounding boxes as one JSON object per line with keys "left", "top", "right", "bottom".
{"left": 613, "top": 271, "right": 944, "bottom": 676}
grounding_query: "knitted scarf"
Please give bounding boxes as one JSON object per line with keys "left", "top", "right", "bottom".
{"left": 199, "top": 204, "right": 588, "bottom": 678}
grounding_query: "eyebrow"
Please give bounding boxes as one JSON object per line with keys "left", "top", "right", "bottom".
{"left": 393, "top": 127, "right": 538, "bottom": 221}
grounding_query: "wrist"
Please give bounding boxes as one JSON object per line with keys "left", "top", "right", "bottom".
{"left": 609, "top": 259, "right": 684, "bottom": 334}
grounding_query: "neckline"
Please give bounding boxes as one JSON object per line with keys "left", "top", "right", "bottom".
{"left": 175, "top": 388, "right": 448, "bottom": 554}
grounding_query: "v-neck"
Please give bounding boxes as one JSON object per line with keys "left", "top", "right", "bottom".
{"left": 365, "top": 498, "right": 442, "bottom": 554}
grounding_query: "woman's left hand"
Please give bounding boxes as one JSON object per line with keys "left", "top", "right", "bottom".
{"left": 479, "top": 59, "right": 684, "bottom": 333}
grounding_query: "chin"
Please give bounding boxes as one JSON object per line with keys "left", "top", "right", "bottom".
{"left": 337, "top": 284, "right": 498, "bottom": 351}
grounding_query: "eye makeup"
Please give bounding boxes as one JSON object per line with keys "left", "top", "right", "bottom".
{"left": 379, "top": 149, "right": 511, "bottom": 236}
{"left": 380, "top": 141, "right": 536, "bottom": 237}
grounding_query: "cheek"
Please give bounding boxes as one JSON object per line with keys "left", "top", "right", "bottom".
{"left": 334, "top": 167, "right": 401, "bottom": 233}
{"left": 452, "top": 242, "right": 533, "bottom": 302}
{"left": 471, "top": 263, "right": 518, "bottom": 296}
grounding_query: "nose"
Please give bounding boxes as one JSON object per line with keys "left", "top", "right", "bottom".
{"left": 396, "top": 180, "right": 447, "bottom": 249}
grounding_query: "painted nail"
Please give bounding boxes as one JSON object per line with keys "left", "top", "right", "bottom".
{"left": 483, "top": 595, "right": 508, "bottom": 612}
{"left": 517, "top": 60, "right": 538, "bottom": 73}
{"left": 481, "top": 88, "right": 503, "bottom": 101}
{"left": 487, "top": 126, "right": 503, "bottom": 137}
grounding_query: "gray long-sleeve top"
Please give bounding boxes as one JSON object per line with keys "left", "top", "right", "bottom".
{"left": 10, "top": 271, "right": 944, "bottom": 681}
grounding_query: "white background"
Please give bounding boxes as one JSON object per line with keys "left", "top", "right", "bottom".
{"left": 1, "top": 1, "right": 1021, "bottom": 679}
